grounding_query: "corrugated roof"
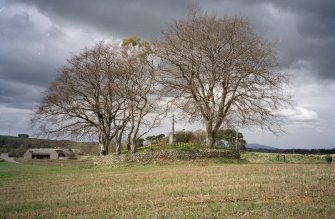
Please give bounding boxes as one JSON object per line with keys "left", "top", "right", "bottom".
{"left": 27, "top": 148, "right": 63, "bottom": 155}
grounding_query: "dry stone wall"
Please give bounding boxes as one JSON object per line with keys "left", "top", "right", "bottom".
{"left": 94, "top": 149, "right": 240, "bottom": 166}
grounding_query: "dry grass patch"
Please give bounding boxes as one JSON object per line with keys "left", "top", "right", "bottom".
{"left": 0, "top": 161, "right": 334, "bottom": 218}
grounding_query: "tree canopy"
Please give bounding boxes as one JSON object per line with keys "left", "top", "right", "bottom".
{"left": 32, "top": 41, "right": 161, "bottom": 155}
{"left": 154, "top": 9, "right": 291, "bottom": 148}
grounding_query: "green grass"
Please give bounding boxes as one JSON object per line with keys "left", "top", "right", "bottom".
{"left": 241, "top": 152, "right": 329, "bottom": 164}
{"left": 0, "top": 153, "right": 334, "bottom": 218}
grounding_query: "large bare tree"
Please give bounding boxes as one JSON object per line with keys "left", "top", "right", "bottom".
{"left": 32, "top": 42, "right": 131, "bottom": 155}
{"left": 154, "top": 10, "right": 291, "bottom": 148}
{"left": 32, "top": 39, "right": 162, "bottom": 155}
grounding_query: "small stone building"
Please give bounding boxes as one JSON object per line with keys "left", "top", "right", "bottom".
{"left": 24, "top": 148, "right": 65, "bottom": 160}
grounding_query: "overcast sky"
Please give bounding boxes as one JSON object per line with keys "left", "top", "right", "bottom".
{"left": 0, "top": 0, "right": 334, "bottom": 149}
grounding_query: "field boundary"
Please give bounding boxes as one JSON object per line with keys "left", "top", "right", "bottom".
{"left": 94, "top": 149, "right": 240, "bottom": 165}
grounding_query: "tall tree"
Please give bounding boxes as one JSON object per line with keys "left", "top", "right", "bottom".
{"left": 31, "top": 42, "right": 129, "bottom": 155}
{"left": 155, "top": 9, "right": 291, "bottom": 148}
{"left": 121, "top": 36, "right": 163, "bottom": 153}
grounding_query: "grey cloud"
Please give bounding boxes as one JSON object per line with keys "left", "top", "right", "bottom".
{"left": 278, "top": 35, "right": 335, "bottom": 80}
{"left": 0, "top": 106, "right": 32, "bottom": 135}
{"left": 11, "top": 0, "right": 196, "bottom": 39}
{"left": 0, "top": 57, "right": 58, "bottom": 86}
{"left": 2, "top": 0, "right": 190, "bottom": 135}
{"left": 0, "top": 79, "right": 44, "bottom": 109}
{"left": 0, "top": 4, "right": 61, "bottom": 86}
{"left": 0, "top": 1, "right": 102, "bottom": 111}
{"left": 269, "top": 0, "right": 335, "bottom": 35}
{"left": 248, "top": 0, "right": 335, "bottom": 80}
{"left": 2, "top": 0, "right": 334, "bottom": 94}
{"left": 11, "top": 0, "right": 335, "bottom": 80}
{"left": 205, "top": 0, "right": 335, "bottom": 81}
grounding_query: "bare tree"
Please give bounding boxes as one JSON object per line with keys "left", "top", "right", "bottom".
{"left": 121, "top": 36, "right": 163, "bottom": 153}
{"left": 31, "top": 42, "right": 129, "bottom": 155}
{"left": 32, "top": 39, "right": 163, "bottom": 155}
{"left": 154, "top": 9, "right": 291, "bottom": 148}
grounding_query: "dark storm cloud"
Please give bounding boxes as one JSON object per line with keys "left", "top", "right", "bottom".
{"left": 11, "top": 0, "right": 196, "bottom": 39}
{"left": 10, "top": 0, "right": 335, "bottom": 80}
{"left": 273, "top": 0, "right": 335, "bottom": 80}
{"left": 266, "top": 0, "right": 335, "bottom": 38}
{"left": 240, "top": 0, "right": 335, "bottom": 80}
{"left": 1, "top": 0, "right": 334, "bottom": 110}
{"left": 0, "top": 3, "right": 63, "bottom": 87}
{"left": 0, "top": 79, "right": 44, "bottom": 109}
{"left": 0, "top": 57, "right": 57, "bottom": 86}
{"left": 0, "top": 0, "right": 100, "bottom": 113}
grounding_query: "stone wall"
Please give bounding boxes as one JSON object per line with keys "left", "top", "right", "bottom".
{"left": 94, "top": 149, "right": 240, "bottom": 166}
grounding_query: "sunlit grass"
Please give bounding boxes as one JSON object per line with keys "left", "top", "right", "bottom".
{"left": 1, "top": 155, "right": 334, "bottom": 218}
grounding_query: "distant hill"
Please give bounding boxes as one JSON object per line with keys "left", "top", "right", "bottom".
{"left": 246, "top": 143, "right": 335, "bottom": 154}
{"left": 246, "top": 143, "right": 278, "bottom": 150}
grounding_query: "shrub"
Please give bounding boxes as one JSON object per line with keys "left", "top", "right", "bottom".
{"left": 174, "top": 131, "right": 193, "bottom": 143}
{"left": 325, "top": 155, "right": 332, "bottom": 164}
{"left": 172, "top": 142, "right": 202, "bottom": 151}
{"left": 146, "top": 134, "right": 165, "bottom": 145}
{"left": 8, "top": 150, "right": 20, "bottom": 158}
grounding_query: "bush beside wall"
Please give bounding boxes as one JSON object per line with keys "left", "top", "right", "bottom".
{"left": 325, "top": 155, "right": 333, "bottom": 164}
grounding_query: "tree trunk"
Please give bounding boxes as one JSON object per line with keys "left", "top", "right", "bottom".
{"left": 99, "top": 143, "right": 106, "bottom": 155}
{"left": 130, "top": 137, "right": 137, "bottom": 154}
{"left": 129, "top": 117, "right": 141, "bottom": 154}
{"left": 205, "top": 121, "right": 215, "bottom": 148}
{"left": 127, "top": 126, "right": 134, "bottom": 151}
{"left": 115, "top": 133, "right": 122, "bottom": 155}
{"left": 205, "top": 130, "right": 215, "bottom": 148}
{"left": 98, "top": 131, "right": 109, "bottom": 155}
{"left": 115, "top": 141, "right": 122, "bottom": 155}
{"left": 115, "top": 129, "right": 123, "bottom": 155}
{"left": 205, "top": 120, "right": 215, "bottom": 148}
{"left": 105, "top": 142, "right": 109, "bottom": 155}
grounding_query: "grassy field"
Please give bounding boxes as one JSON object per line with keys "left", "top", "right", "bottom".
{"left": 0, "top": 153, "right": 334, "bottom": 218}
